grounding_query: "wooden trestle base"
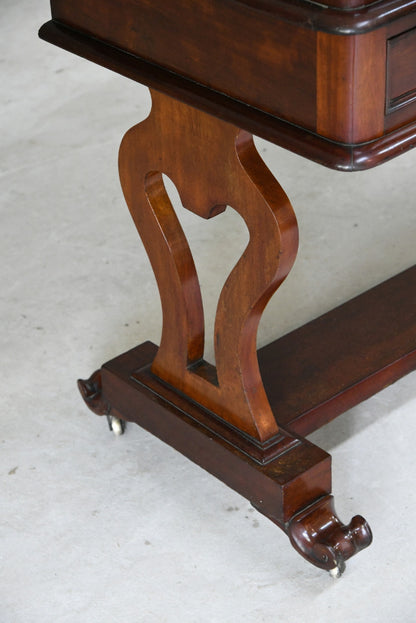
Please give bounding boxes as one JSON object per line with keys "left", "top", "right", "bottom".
{"left": 74, "top": 87, "right": 416, "bottom": 576}
{"left": 79, "top": 266, "right": 416, "bottom": 576}
{"left": 78, "top": 342, "right": 365, "bottom": 577}
{"left": 39, "top": 0, "right": 416, "bottom": 579}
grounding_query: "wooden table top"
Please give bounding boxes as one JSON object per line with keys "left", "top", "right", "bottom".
{"left": 40, "top": 0, "right": 416, "bottom": 170}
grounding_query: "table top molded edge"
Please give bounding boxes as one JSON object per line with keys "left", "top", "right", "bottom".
{"left": 230, "top": 0, "right": 416, "bottom": 34}
{"left": 39, "top": 20, "right": 416, "bottom": 171}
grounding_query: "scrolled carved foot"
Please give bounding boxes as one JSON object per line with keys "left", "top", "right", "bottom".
{"left": 288, "top": 496, "right": 372, "bottom": 576}
{"left": 77, "top": 369, "right": 110, "bottom": 416}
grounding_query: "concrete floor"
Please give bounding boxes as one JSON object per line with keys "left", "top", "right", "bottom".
{"left": 1, "top": 2, "right": 415, "bottom": 621}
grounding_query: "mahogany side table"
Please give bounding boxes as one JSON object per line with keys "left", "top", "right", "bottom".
{"left": 39, "top": 0, "right": 416, "bottom": 576}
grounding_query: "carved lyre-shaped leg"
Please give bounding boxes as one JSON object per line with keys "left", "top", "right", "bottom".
{"left": 119, "top": 90, "right": 298, "bottom": 443}
{"left": 79, "top": 89, "right": 372, "bottom": 575}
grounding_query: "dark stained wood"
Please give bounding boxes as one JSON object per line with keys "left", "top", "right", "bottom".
{"left": 384, "top": 13, "right": 416, "bottom": 131}
{"left": 101, "top": 267, "right": 416, "bottom": 448}
{"left": 316, "top": 34, "right": 357, "bottom": 144}
{"left": 233, "top": 0, "right": 413, "bottom": 21}
{"left": 77, "top": 370, "right": 110, "bottom": 416}
{"left": 41, "top": 0, "right": 415, "bottom": 575}
{"left": 78, "top": 342, "right": 372, "bottom": 574}
{"left": 387, "top": 27, "right": 416, "bottom": 112}
{"left": 351, "top": 122, "right": 416, "bottom": 169}
{"left": 49, "top": 0, "right": 416, "bottom": 37}
{"left": 77, "top": 262, "right": 416, "bottom": 572}
{"left": 46, "top": 0, "right": 416, "bottom": 146}
{"left": 132, "top": 364, "right": 298, "bottom": 465}
{"left": 259, "top": 266, "right": 416, "bottom": 436}
{"left": 124, "top": 268, "right": 416, "bottom": 447}
{"left": 288, "top": 496, "right": 372, "bottom": 575}
{"left": 95, "top": 343, "right": 332, "bottom": 528}
{"left": 39, "top": 20, "right": 416, "bottom": 170}
{"left": 317, "top": 30, "right": 386, "bottom": 143}
{"left": 119, "top": 90, "right": 298, "bottom": 442}
{"left": 43, "top": 0, "right": 416, "bottom": 151}
{"left": 49, "top": 0, "right": 317, "bottom": 134}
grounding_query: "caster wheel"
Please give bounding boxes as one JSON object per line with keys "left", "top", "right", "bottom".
{"left": 106, "top": 414, "right": 126, "bottom": 436}
{"left": 329, "top": 565, "right": 343, "bottom": 579}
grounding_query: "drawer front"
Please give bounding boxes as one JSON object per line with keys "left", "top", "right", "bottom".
{"left": 386, "top": 27, "right": 416, "bottom": 114}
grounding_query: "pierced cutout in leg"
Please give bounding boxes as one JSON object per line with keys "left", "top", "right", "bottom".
{"left": 143, "top": 170, "right": 205, "bottom": 371}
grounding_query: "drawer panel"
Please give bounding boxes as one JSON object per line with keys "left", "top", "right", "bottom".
{"left": 386, "top": 27, "right": 416, "bottom": 113}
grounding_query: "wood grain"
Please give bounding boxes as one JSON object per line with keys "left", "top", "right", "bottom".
{"left": 317, "top": 30, "right": 386, "bottom": 143}
{"left": 387, "top": 27, "right": 416, "bottom": 112}
{"left": 259, "top": 266, "right": 416, "bottom": 435}
{"left": 42, "top": 0, "right": 415, "bottom": 575}
{"left": 39, "top": 18, "right": 416, "bottom": 169}
{"left": 50, "top": 0, "right": 317, "bottom": 132}
{"left": 119, "top": 89, "right": 298, "bottom": 442}
{"left": 78, "top": 341, "right": 373, "bottom": 574}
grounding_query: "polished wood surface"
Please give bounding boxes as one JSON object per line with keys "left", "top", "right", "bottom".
{"left": 75, "top": 88, "right": 414, "bottom": 574}
{"left": 260, "top": 266, "right": 416, "bottom": 436}
{"left": 316, "top": 30, "right": 386, "bottom": 143}
{"left": 40, "top": 0, "right": 415, "bottom": 575}
{"left": 78, "top": 341, "right": 373, "bottom": 574}
{"left": 234, "top": 0, "right": 414, "bottom": 20}
{"left": 40, "top": 0, "right": 416, "bottom": 169}
{"left": 387, "top": 27, "right": 416, "bottom": 113}
{"left": 128, "top": 267, "right": 416, "bottom": 443}
{"left": 119, "top": 90, "right": 297, "bottom": 442}
{"left": 49, "top": 0, "right": 318, "bottom": 134}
